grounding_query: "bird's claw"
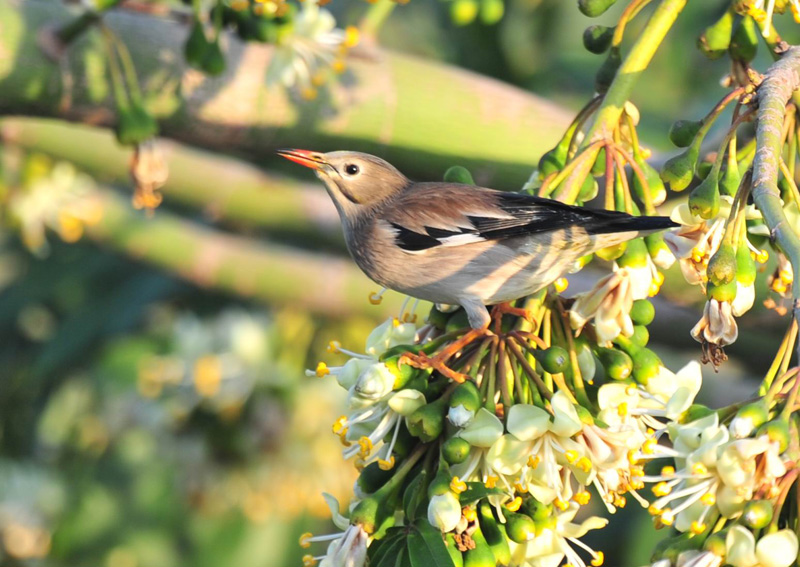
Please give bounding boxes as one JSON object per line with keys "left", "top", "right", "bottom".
{"left": 490, "top": 303, "right": 535, "bottom": 334}
{"left": 399, "top": 351, "right": 468, "bottom": 383}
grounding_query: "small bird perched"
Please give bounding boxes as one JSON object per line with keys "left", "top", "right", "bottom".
{"left": 278, "top": 149, "right": 677, "bottom": 330}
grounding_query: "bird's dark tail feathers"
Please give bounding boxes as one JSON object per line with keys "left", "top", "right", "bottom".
{"left": 586, "top": 212, "right": 678, "bottom": 235}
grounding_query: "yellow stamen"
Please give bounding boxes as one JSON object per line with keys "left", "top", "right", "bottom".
{"left": 463, "top": 507, "right": 477, "bottom": 522}
{"left": 613, "top": 495, "right": 627, "bottom": 508}
{"left": 555, "top": 278, "right": 569, "bottom": 293}
{"left": 368, "top": 291, "right": 383, "bottom": 305}
{"left": 577, "top": 457, "right": 593, "bottom": 472}
{"left": 564, "top": 450, "right": 579, "bottom": 464}
{"left": 660, "top": 510, "right": 674, "bottom": 526}
{"left": 505, "top": 497, "right": 522, "bottom": 512}
{"left": 402, "top": 313, "right": 417, "bottom": 323}
{"left": 450, "top": 477, "right": 467, "bottom": 494}
{"left": 332, "top": 416, "right": 347, "bottom": 434}
{"left": 617, "top": 402, "right": 629, "bottom": 418}
{"left": 701, "top": 493, "right": 716, "bottom": 506}
{"left": 332, "top": 59, "right": 346, "bottom": 74}
{"left": 301, "top": 87, "right": 318, "bottom": 101}
{"left": 484, "top": 475, "right": 499, "bottom": 489}
{"left": 514, "top": 481, "right": 528, "bottom": 494}
{"left": 344, "top": 26, "right": 360, "bottom": 48}
{"left": 627, "top": 450, "right": 638, "bottom": 465}
{"left": 358, "top": 437, "right": 373, "bottom": 457}
{"left": 652, "top": 482, "right": 671, "bottom": 497}
{"left": 591, "top": 552, "right": 605, "bottom": 567}
{"left": 378, "top": 456, "right": 395, "bottom": 471}
{"left": 691, "top": 463, "right": 708, "bottom": 476}
{"left": 690, "top": 521, "right": 706, "bottom": 535}
{"left": 302, "top": 554, "right": 317, "bottom": 567}
{"left": 574, "top": 491, "right": 591, "bottom": 505}
{"left": 527, "top": 455, "right": 540, "bottom": 468}
{"left": 299, "top": 532, "right": 313, "bottom": 548}
{"left": 780, "top": 269, "right": 793, "bottom": 284}
{"left": 315, "top": 362, "right": 330, "bottom": 377}
{"left": 338, "top": 429, "right": 350, "bottom": 447}
{"left": 756, "top": 249, "right": 769, "bottom": 264}
{"left": 691, "top": 248, "right": 704, "bottom": 263}
{"left": 648, "top": 505, "right": 663, "bottom": 516}
{"left": 327, "top": 341, "right": 341, "bottom": 354}
{"left": 554, "top": 498, "right": 569, "bottom": 511}
{"left": 660, "top": 466, "right": 675, "bottom": 477}
{"left": 642, "top": 438, "right": 656, "bottom": 454}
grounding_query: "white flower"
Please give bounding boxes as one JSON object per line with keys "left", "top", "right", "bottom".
{"left": 570, "top": 267, "right": 638, "bottom": 343}
{"left": 365, "top": 318, "right": 417, "bottom": 358}
{"left": 427, "top": 492, "right": 462, "bottom": 532}
{"left": 448, "top": 404, "right": 475, "bottom": 428}
{"left": 691, "top": 299, "right": 738, "bottom": 347}
{"left": 302, "top": 495, "right": 368, "bottom": 567}
{"left": 458, "top": 408, "right": 503, "bottom": 448}
{"left": 724, "top": 526, "right": 797, "bottom": 567}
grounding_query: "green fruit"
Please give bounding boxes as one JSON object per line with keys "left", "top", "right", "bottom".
{"left": 583, "top": 25, "right": 615, "bottom": 54}
{"left": 446, "top": 309, "right": 471, "bottom": 333}
{"left": 444, "top": 165, "right": 475, "bottom": 185}
{"left": 538, "top": 346, "right": 569, "bottom": 374}
{"left": 689, "top": 169, "right": 721, "bottom": 219}
{"left": 407, "top": 398, "right": 447, "bottom": 442}
{"left": 201, "top": 39, "right": 226, "bottom": 76}
{"left": 443, "top": 437, "right": 471, "bottom": 465}
{"left": 618, "top": 238, "right": 648, "bottom": 269}
{"left": 698, "top": 9, "right": 733, "bottom": 59}
{"left": 504, "top": 511, "right": 536, "bottom": 543}
{"left": 521, "top": 498, "right": 552, "bottom": 521}
{"left": 185, "top": 21, "right": 210, "bottom": 68}
{"left": 594, "top": 347, "right": 633, "bottom": 380}
{"left": 630, "top": 300, "right": 655, "bottom": 326}
{"left": 757, "top": 419, "right": 790, "bottom": 453}
{"left": 742, "top": 500, "right": 773, "bottom": 529}
{"left": 450, "top": 381, "right": 481, "bottom": 412}
{"left": 351, "top": 493, "right": 391, "bottom": 535}
{"left": 632, "top": 156, "right": 667, "bottom": 206}
{"left": 595, "top": 241, "right": 626, "bottom": 261}
{"left": 595, "top": 46, "right": 621, "bottom": 93}
{"left": 358, "top": 461, "right": 394, "bottom": 494}
{"left": 451, "top": 0, "right": 479, "bottom": 26}
{"left": 661, "top": 146, "right": 699, "bottom": 191}
{"left": 478, "top": 501, "right": 511, "bottom": 565}
{"left": 707, "top": 279, "right": 737, "bottom": 303}
{"left": 669, "top": 119, "right": 703, "bottom": 148}
{"left": 578, "top": 0, "right": 618, "bottom": 17}
{"left": 463, "top": 526, "right": 496, "bottom": 567}
{"left": 707, "top": 242, "right": 736, "bottom": 286}
{"left": 730, "top": 15, "right": 758, "bottom": 63}
{"left": 480, "top": 0, "right": 504, "bottom": 25}
{"left": 632, "top": 348, "right": 662, "bottom": 385}
{"left": 645, "top": 232, "right": 671, "bottom": 266}
{"left": 631, "top": 325, "right": 649, "bottom": 347}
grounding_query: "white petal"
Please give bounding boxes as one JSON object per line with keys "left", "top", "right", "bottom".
{"left": 388, "top": 389, "right": 426, "bottom": 416}
{"left": 458, "top": 408, "right": 503, "bottom": 447}
{"left": 550, "top": 391, "right": 582, "bottom": 437}
{"left": 507, "top": 404, "right": 551, "bottom": 441}
{"left": 755, "top": 530, "right": 799, "bottom": 567}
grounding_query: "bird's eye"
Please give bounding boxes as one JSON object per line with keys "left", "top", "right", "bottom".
{"left": 344, "top": 164, "right": 360, "bottom": 176}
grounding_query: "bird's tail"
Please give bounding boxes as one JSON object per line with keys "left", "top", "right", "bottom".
{"left": 586, "top": 213, "right": 678, "bottom": 235}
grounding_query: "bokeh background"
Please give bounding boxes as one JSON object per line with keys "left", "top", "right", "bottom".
{"left": 0, "top": 1, "right": 796, "bottom": 566}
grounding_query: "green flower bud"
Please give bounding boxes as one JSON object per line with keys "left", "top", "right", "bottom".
{"left": 427, "top": 306, "right": 451, "bottom": 330}
{"left": 689, "top": 168, "right": 721, "bottom": 219}
{"left": 668, "top": 119, "right": 703, "bottom": 148}
{"left": 536, "top": 346, "right": 569, "bottom": 374}
{"left": 595, "top": 241, "right": 627, "bottom": 261}
{"left": 115, "top": 104, "right": 158, "bottom": 146}
{"left": 351, "top": 492, "right": 392, "bottom": 534}
{"left": 358, "top": 461, "right": 394, "bottom": 494}
{"left": 446, "top": 309, "right": 471, "bottom": 333}
{"left": 696, "top": 160, "right": 713, "bottom": 180}
{"left": 736, "top": 243, "right": 757, "bottom": 286}
{"left": 382, "top": 355, "right": 417, "bottom": 390}
{"left": 703, "top": 531, "right": 727, "bottom": 556}
{"left": 756, "top": 419, "right": 790, "bottom": 453}
{"left": 707, "top": 242, "right": 737, "bottom": 286}
{"left": 583, "top": 25, "right": 615, "bottom": 54}
{"left": 578, "top": 176, "right": 599, "bottom": 202}
{"left": 681, "top": 404, "right": 714, "bottom": 423}
{"left": 632, "top": 156, "right": 668, "bottom": 206}
{"left": 594, "top": 346, "right": 633, "bottom": 380}
{"left": 444, "top": 165, "right": 475, "bottom": 185}
{"left": 631, "top": 325, "right": 649, "bottom": 347}
{"left": 480, "top": 0, "right": 504, "bottom": 25}
{"left": 451, "top": 0, "right": 479, "bottom": 26}
{"left": 661, "top": 145, "right": 700, "bottom": 191}
{"left": 632, "top": 348, "right": 662, "bottom": 385}
{"left": 521, "top": 498, "right": 553, "bottom": 521}
{"left": 578, "top": 0, "right": 619, "bottom": 18}
{"left": 742, "top": 499, "right": 773, "bottom": 529}
{"left": 478, "top": 501, "right": 511, "bottom": 565}
{"left": 720, "top": 159, "right": 741, "bottom": 196}
{"left": 538, "top": 138, "right": 569, "bottom": 179}
{"left": 428, "top": 468, "right": 453, "bottom": 498}
{"left": 443, "top": 437, "right": 471, "bottom": 465}
{"left": 407, "top": 397, "right": 447, "bottom": 442}
{"left": 630, "top": 299, "right": 655, "bottom": 326}
{"left": 707, "top": 279, "right": 737, "bottom": 303}
{"left": 698, "top": 9, "right": 733, "bottom": 59}
{"left": 185, "top": 21, "right": 210, "bottom": 68}
{"left": 576, "top": 404, "right": 595, "bottom": 426}
{"left": 645, "top": 232, "right": 674, "bottom": 269}
{"left": 504, "top": 511, "right": 536, "bottom": 543}
{"left": 595, "top": 46, "right": 621, "bottom": 93}
{"left": 428, "top": 491, "right": 462, "bottom": 532}
{"left": 730, "top": 15, "right": 758, "bottom": 63}
{"left": 201, "top": 40, "right": 226, "bottom": 76}
{"left": 618, "top": 237, "right": 649, "bottom": 268}
{"left": 445, "top": 533, "right": 465, "bottom": 567}
{"left": 463, "top": 525, "right": 496, "bottom": 567}
{"left": 450, "top": 381, "right": 481, "bottom": 412}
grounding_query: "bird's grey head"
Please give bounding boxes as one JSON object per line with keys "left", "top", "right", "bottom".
{"left": 277, "top": 149, "right": 409, "bottom": 218}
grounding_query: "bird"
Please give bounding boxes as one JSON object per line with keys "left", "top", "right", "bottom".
{"left": 277, "top": 149, "right": 677, "bottom": 331}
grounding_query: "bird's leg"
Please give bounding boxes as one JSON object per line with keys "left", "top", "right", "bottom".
{"left": 400, "top": 299, "right": 490, "bottom": 383}
{"left": 490, "top": 302, "right": 535, "bottom": 334}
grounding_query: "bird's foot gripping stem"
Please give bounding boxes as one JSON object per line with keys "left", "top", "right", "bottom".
{"left": 399, "top": 327, "right": 489, "bottom": 383}
{"left": 490, "top": 302, "right": 534, "bottom": 334}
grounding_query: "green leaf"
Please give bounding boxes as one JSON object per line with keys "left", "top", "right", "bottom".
{"left": 369, "top": 528, "right": 407, "bottom": 567}
{"left": 408, "top": 521, "right": 456, "bottom": 567}
{"left": 458, "top": 482, "right": 504, "bottom": 506}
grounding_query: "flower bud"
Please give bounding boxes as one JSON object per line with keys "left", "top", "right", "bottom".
{"left": 632, "top": 347, "right": 662, "bottom": 385}
{"left": 668, "top": 119, "right": 703, "bottom": 148}
{"left": 720, "top": 159, "right": 741, "bottom": 197}
{"left": 357, "top": 461, "right": 394, "bottom": 494}
{"left": 428, "top": 492, "right": 462, "bottom": 532}
{"left": 707, "top": 242, "right": 737, "bottom": 286}
{"left": 631, "top": 325, "right": 649, "bottom": 346}
{"left": 661, "top": 146, "right": 700, "bottom": 191}
{"left": 645, "top": 232, "right": 676, "bottom": 270}
{"left": 736, "top": 243, "right": 757, "bottom": 286}
{"left": 200, "top": 39, "right": 226, "bottom": 76}
{"left": 577, "top": 176, "right": 599, "bottom": 203}
{"left": 406, "top": 397, "right": 447, "bottom": 442}
{"left": 594, "top": 346, "right": 633, "bottom": 380}
{"left": 756, "top": 419, "right": 790, "bottom": 453}
{"left": 730, "top": 400, "right": 768, "bottom": 438}
{"left": 388, "top": 389, "right": 427, "bottom": 416}
{"left": 707, "top": 279, "right": 737, "bottom": 303}
{"left": 595, "top": 46, "right": 622, "bottom": 93}
{"left": 697, "top": 9, "right": 733, "bottom": 59}
{"left": 630, "top": 299, "right": 655, "bottom": 326}
{"left": 689, "top": 169, "right": 721, "bottom": 219}
{"left": 504, "top": 511, "right": 536, "bottom": 543}
{"left": 442, "top": 437, "right": 471, "bottom": 465}
{"left": 730, "top": 15, "right": 758, "bottom": 63}
{"left": 632, "top": 156, "right": 668, "bottom": 206}
{"left": 578, "top": 0, "right": 619, "bottom": 17}
{"left": 756, "top": 529, "right": 799, "bottom": 567}
{"left": 538, "top": 138, "right": 569, "bottom": 179}
{"left": 451, "top": 0, "right": 478, "bottom": 26}
{"left": 354, "top": 363, "right": 395, "bottom": 401}
{"left": 444, "top": 165, "right": 475, "bottom": 185}
{"left": 742, "top": 499, "right": 773, "bottom": 529}
{"left": 522, "top": 498, "right": 553, "bottom": 521}
{"left": 595, "top": 241, "right": 626, "bottom": 261}
{"left": 583, "top": 24, "right": 615, "bottom": 54}
{"left": 703, "top": 532, "right": 727, "bottom": 556}
{"left": 536, "top": 346, "right": 569, "bottom": 374}
{"left": 382, "top": 354, "right": 417, "bottom": 390}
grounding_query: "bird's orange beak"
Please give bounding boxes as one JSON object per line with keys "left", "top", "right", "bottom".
{"left": 276, "top": 148, "right": 327, "bottom": 170}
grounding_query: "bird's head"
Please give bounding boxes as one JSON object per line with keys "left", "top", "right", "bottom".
{"left": 277, "top": 149, "right": 409, "bottom": 216}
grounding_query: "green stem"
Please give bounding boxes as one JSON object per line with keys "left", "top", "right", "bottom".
{"left": 359, "top": 0, "right": 396, "bottom": 40}
{"left": 55, "top": 11, "right": 100, "bottom": 45}
{"left": 751, "top": 47, "right": 800, "bottom": 367}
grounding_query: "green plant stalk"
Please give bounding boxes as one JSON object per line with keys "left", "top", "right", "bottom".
{"left": 751, "top": 47, "right": 800, "bottom": 366}
{"left": 55, "top": 11, "right": 100, "bottom": 44}
{"left": 359, "top": 0, "right": 396, "bottom": 40}
{"left": 563, "top": 0, "right": 687, "bottom": 196}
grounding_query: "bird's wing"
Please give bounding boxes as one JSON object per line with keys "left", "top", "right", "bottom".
{"left": 381, "top": 184, "right": 676, "bottom": 253}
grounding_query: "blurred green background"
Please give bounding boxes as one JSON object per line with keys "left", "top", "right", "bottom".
{"left": 0, "top": 1, "right": 795, "bottom": 566}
